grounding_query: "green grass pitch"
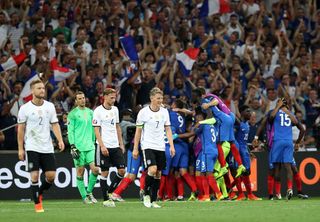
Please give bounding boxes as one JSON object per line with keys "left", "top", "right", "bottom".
{"left": 1, "top": 198, "right": 319, "bottom": 222}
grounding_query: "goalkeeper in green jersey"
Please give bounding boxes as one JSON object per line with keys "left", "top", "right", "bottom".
{"left": 67, "top": 91, "right": 99, "bottom": 204}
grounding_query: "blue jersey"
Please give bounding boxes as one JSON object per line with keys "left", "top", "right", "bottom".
{"left": 235, "top": 121, "right": 250, "bottom": 146}
{"left": 169, "top": 110, "right": 186, "bottom": 143}
{"left": 270, "top": 109, "right": 293, "bottom": 141}
{"left": 196, "top": 124, "right": 218, "bottom": 155}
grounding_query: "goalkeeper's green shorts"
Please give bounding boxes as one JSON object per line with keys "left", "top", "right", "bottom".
{"left": 73, "top": 149, "right": 95, "bottom": 167}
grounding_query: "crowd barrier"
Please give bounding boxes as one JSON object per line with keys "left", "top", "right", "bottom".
{"left": 0, "top": 151, "right": 319, "bottom": 200}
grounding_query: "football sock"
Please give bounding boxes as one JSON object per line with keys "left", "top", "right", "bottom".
{"left": 217, "top": 144, "right": 226, "bottom": 167}
{"left": 293, "top": 173, "right": 302, "bottom": 192}
{"left": 195, "top": 175, "right": 204, "bottom": 197}
{"left": 140, "top": 171, "right": 146, "bottom": 190}
{"left": 108, "top": 172, "right": 124, "bottom": 193}
{"left": 151, "top": 177, "right": 160, "bottom": 202}
{"left": 218, "top": 177, "right": 228, "bottom": 198}
{"left": 166, "top": 174, "right": 174, "bottom": 199}
{"left": 114, "top": 177, "right": 133, "bottom": 196}
{"left": 31, "top": 182, "right": 40, "bottom": 204}
{"left": 267, "top": 175, "right": 274, "bottom": 195}
{"left": 230, "top": 143, "right": 243, "bottom": 165}
{"left": 87, "top": 173, "right": 98, "bottom": 194}
{"left": 176, "top": 177, "right": 184, "bottom": 197}
{"left": 207, "top": 175, "right": 220, "bottom": 195}
{"left": 76, "top": 176, "right": 87, "bottom": 199}
{"left": 144, "top": 173, "right": 155, "bottom": 196}
{"left": 287, "top": 179, "right": 293, "bottom": 190}
{"left": 39, "top": 178, "right": 52, "bottom": 195}
{"left": 242, "top": 175, "right": 252, "bottom": 195}
{"left": 158, "top": 176, "right": 166, "bottom": 199}
{"left": 182, "top": 173, "right": 197, "bottom": 192}
{"left": 275, "top": 181, "right": 281, "bottom": 194}
{"left": 202, "top": 176, "right": 210, "bottom": 197}
{"left": 224, "top": 174, "right": 231, "bottom": 189}
{"left": 100, "top": 176, "right": 109, "bottom": 201}
{"left": 235, "top": 177, "right": 243, "bottom": 195}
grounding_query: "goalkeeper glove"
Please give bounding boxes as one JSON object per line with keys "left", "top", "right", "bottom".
{"left": 70, "top": 144, "right": 80, "bottom": 160}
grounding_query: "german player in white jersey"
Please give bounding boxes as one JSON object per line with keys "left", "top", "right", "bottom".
{"left": 17, "top": 79, "right": 65, "bottom": 213}
{"left": 93, "top": 88, "right": 125, "bottom": 207}
{"left": 133, "top": 87, "right": 175, "bottom": 208}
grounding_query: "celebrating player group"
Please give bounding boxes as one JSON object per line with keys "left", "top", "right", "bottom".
{"left": 17, "top": 79, "right": 308, "bottom": 212}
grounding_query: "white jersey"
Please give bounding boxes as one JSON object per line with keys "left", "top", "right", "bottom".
{"left": 136, "top": 106, "right": 170, "bottom": 151}
{"left": 17, "top": 100, "right": 58, "bottom": 153}
{"left": 92, "top": 105, "right": 120, "bottom": 148}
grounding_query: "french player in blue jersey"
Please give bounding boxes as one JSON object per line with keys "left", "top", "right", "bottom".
{"left": 194, "top": 110, "right": 223, "bottom": 201}
{"left": 192, "top": 88, "right": 246, "bottom": 178}
{"left": 234, "top": 105, "right": 261, "bottom": 201}
{"left": 268, "top": 98, "right": 305, "bottom": 200}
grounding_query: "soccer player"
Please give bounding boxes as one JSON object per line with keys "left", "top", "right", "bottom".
{"left": 234, "top": 105, "right": 261, "bottom": 200}
{"left": 133, "top": 87, "right": 175, "bottom": 208}
{"left": 67, "top": 91, "right": 99, "bottom": 204}
{"left": 268, "top": 98, "right": 305, "bottom": 200}
{"left": 17, "top": 79, "right": 65, "bottom": 213}
{"left": 194, "top": 111, "right": 223, "bottom": 201}
{"left": 93, "top": 88, "right": 125, "bottom": 207}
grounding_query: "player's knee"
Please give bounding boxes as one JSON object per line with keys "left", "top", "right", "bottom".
{"left": 91, "top": 167, "right": 99, "bottom": 175}
{"left": 118, "top": 168, "right": 125, "bottom": 176}
{"left": 46, "top": 175, "right": 55, "bottom": 183}
{"left": 127, "top": 174, "right": 136, "bottom": 180}
{"left": 76, "top": 167, "right": 85, "bottom": 177}
{"left": 148, "top": 167, "right": 157, "bottom": 176}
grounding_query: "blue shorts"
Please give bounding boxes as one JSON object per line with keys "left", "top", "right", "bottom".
{"left": 270, "top": 140, "right": 294, "bottom": 164}
{"left": 162, "top": 144, "right": 173, "bottom": 175}
{"left": 238, "top": 144, "right": 251, "bottom": 170}
{"left": 126, "top": 150, "right": 142, "bottom": 175}
{"left": 195, "top": 151, "right": 204, "bottom": 172}
{"left": 269, "top": 152, "right": 296, "bottom": 170}
{"left": 172, "top": 142, "right": 189, "bottom": 169}
{"left": 201, "top": 152, "right": 218, "bottom": 173}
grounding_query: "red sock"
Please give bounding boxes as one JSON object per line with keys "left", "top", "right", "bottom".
{"left": 176, "top": 177, "right": 184, "bottom": 197}
{"left": 217, "top": 144, "right": 226, "bottom": 167}
{"left": 195, "top": 175, "right": 204, "bottom": 197}
{"left": 235, "top": 177, "right": 243, "bottom": 195}
{"left": 242, "top": 176, "right": 252, "bottom": 195}
{"left": 202, "top": 176, "right": 210, "bottom": 196}
{"left": 267, "top": 175, "right": 274, "bottom": 195}
{"left": 224, "top": 174, "right": 231, "bottom": 189}
{"left": 287, "top": 179, "right": 293, "bottom": 190}
{"left": 140, "top": 171, "right": 146, "bottom": 190}
{"left": 158, "top": 176, "right": 166, "bottom": 199}
{"left": 113, "top": 177, "right": 133, "bottom": 196}
{"left": 275, "top": 181, "right": 281, "bottom": 194}
{"left": 293, "top": 173, "right": 302, "bottom": 192}
{"left": 207, "top": 175, "right": 220, "bottom": 195}
{"left": 230, "top": 180, "right": 236, "bottom": 190}
{"left": 230, "top": 143, "right": 243, "bottom": 165}
{"left": 182, "top": 173, "right": 197, "bottom": 192}
{"left": 167, "top": 174, "right": 175, "bottom": 199}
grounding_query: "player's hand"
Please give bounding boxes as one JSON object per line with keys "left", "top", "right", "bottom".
{"left": 170, "top": 146, "right": 175, "bottom": 157}
{"left": 120, "top": 144, "right": 125, "bottom": 154}
{"left": 58, "top": 141, "right": 65, "bottom": 152}
{"left": 101, "top": 146, "right": 109, "bottom": 156}
{"left": 132, "top": 149, "right": 139, "bottom": 159}
{"left": 70, "top": 144, "right": 80, "bottom": 159}
{"left": 201, "top": 103, "right": 209, "bottom": 110}
{"left": 294, "top": 143, "right": 299, "bottom": 152}
{"left": 18, "top": 149, "right": 25, "bottom": 161}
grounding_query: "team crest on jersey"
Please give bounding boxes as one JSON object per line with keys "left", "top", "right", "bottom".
{"left": 92, "top": 119, "right": 97, "bottom": 124}
{"left": 147, "top": 160, "right": 151, "bottom": 165}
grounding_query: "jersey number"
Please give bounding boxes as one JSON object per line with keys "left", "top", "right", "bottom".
{"left": 178, "top": 115, "right": 184, "bottom": 128}
{"left": 210, "top": 128, "right": 216, "bottom": 143}
{"left": 156, "top": 121, "right": 159, "bottom": 128}
{"left": 39, "top": 117, "right": 43, "bottom": 125}
{"left": 279, "top": 113, "right": 291, "bottom": 126}
{"left": 111, "top": 119, "right": 114, "bottom": 125}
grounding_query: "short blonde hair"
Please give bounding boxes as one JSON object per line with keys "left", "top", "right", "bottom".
{"left": 149, "top": 87, "right": 163, "bottom": 98}
{"left": 30, "top": 79, "right": 43, "bottom": 89}
{"left": 103, "top": 88, "right": 116, "bottom": 96}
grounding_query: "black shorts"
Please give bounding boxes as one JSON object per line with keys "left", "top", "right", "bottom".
{"left": 142, "top": 149, "right": 166, "bottom": 171}
{"left": 95, "top": 145, "right": 125, "bottom": 171}
{"left": 26, "top": 151, "right": 56, "bottom": 172}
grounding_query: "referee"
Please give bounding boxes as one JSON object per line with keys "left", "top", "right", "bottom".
{"left": 133, "top": 87, "right": 175, "bottom": 208}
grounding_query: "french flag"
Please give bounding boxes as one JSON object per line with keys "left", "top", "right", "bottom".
{"left": 50, "top": 58, "right": 74, "bottom": 82}
{"left": 176, "top": 48, "right": 200, "bottom": 76}
{"left": 119, "top": 35, "right": 139, "bottom": 62}
{"left": 19, "top": 72, "right": 40, "bottom": 102}
{"left": 199, "top": 0, "right": 230, "bottom": 18}
{"left": 0, "top": 52, "right": 27, "bottom": 73}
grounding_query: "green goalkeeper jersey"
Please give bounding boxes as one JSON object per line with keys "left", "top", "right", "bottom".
{"left": 67, "top": 107, "right": 95, "bottom": 152}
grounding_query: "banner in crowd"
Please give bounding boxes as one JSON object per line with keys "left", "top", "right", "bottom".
{"left": 0, "top": 152, "right": 319, "bottom": 200}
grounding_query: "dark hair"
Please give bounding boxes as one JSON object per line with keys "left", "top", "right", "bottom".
{"left": 174, "top": 99, "right": 184, "bottom": 109}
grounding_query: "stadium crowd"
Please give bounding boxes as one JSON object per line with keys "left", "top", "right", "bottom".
{"left": 0, "top": 0, "right": 320, "bottom": 151}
